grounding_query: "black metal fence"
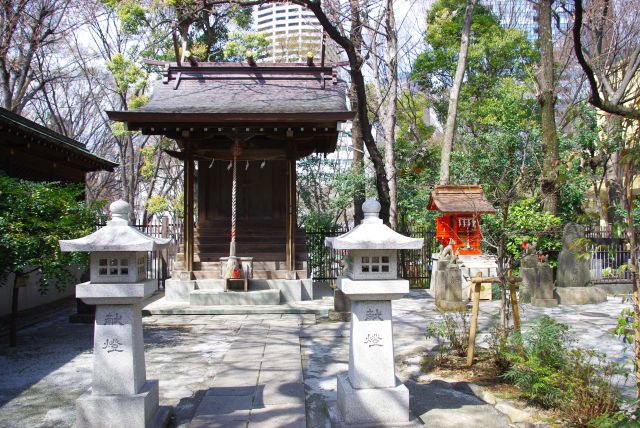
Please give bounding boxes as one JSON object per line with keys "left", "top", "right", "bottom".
{"left": 588, "top": 243, "right": 638, "bottom": 282}
{"left": 305, "top": 226, "right": 436, "bottom": 288}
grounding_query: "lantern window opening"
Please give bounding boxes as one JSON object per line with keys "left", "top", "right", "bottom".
{"left": 361, "top": 255, "right": 390, "bottom": 274}
{"left": 98, "top": 258, "right": 130, "bottom": 277}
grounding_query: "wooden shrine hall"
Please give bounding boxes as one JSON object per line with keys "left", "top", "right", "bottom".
{"left": 108, "top": 62, "right": 353, "bottom": 283}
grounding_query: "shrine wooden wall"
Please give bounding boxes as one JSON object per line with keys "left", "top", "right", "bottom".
{"left": 197, "top": 160, "right": 287, "bottom": 225}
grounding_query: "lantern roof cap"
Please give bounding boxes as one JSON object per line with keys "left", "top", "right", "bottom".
{"left": 59, "top": 200, "right": 170, "bottom": 252}
{"left": 325, "top": 199, "right": 423, "bottom": 250}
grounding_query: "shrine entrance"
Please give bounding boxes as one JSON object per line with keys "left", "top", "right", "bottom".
{"left": 108, "top": 62, "right": 352, "bottom": 303}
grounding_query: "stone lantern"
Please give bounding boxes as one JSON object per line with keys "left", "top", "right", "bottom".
{"left": 326, "top": 199, "right": 423, "bottom": 425}
{"left": 59, "top": 200, "right": 170, "bottom": 428}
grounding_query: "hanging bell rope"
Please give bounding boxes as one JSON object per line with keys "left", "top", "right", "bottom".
{"left": 225, "top": 139, "right": 242, "bottom": 279}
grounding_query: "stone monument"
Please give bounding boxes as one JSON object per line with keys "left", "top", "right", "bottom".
{"left": 434, "top": 243, "right": 452, "bottom": 302}
{"left": 326, "top": 199, "right": 423, "bottom": 425}
{"left": 519, "top": 244, "right": 557, "bottom": 307}
{"left": 556, "top": 223, "right": 590, "bottom": 287}
{"left": 518, "top": 242, "right": 538, "bottom": 303}
{"left": 534, "top": 256, "right": 557, "bottom": 307}
{"left": 554, "top": 223, "right": 607, "bottom": 304}
{"left": 59, "top": 200, "right": 171, "bottom": 428}
{"left": 435, "top": 245, "right": 467, "bottom": 311}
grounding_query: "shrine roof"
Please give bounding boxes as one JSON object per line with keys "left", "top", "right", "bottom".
{"left": 107, "top": 63, "right": 353, "bottom": 124}
{"left": 428, "top": 185, "right": 496, "bottom": 214}
{"left": 0, "top": 107, "right": 117, "bottom": 173}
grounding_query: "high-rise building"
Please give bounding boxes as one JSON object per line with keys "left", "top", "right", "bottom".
{"left": 254, "top": 3, "right": 329, "bottom": 63}
{"left": 480, "top": 0, "right": 572, "bottom": 41}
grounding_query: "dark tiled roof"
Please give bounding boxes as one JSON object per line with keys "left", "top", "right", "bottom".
{"left": 138, "top": 77, "right": 347, "bottom": 115}
{"left": 0, "top": 107, "right": 117, "bottom": 170}
{"left": 428, "top": 185, "right": 496, "bottom": 214}
{"left": 108, "top": 64, "right": 350, "bottom": 120}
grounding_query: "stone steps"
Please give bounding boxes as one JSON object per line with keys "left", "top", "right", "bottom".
{"left": 192, "top": 269, "right": 307, "bottom": 280}
{"left": 189, "top": 289, "right": 281, "bottom": 306}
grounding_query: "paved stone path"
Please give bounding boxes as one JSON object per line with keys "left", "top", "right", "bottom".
{"left": 190, "top": 320, "right": 307, "bottom": 427}
{"left": 0, "top": 290, "right": 635, "bottom": 427}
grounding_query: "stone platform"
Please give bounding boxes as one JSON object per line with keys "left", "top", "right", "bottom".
{"left": 165, "top": 278, "right": 316, "bottom": 305}
{"left": 143, "top": 293, "right": 332, "bottom": 315}
{"left": 554, "top": 287, "right": 607, "bottom": 305}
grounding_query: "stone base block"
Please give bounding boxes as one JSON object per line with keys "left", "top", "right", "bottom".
{"left": 189, "top": 289, "right": 280, "bottom": 305}
{"left": 594, "top": 282, "right": 633, "bottom": 296}
{"left": 269, "top": 279, "right": 303, "bottom": 302}
{"left": 554, "top": 287, "right": 607, "bottom": 305}
{"left": 531, "top": 298, "right": 558, "bottom": 307}
{"left": 301, "top": 278, "right": 314, "bottom": 300}
{"left": 436, "top": 300, "right": 468, "bottom": 312}
{"left": 334, "top": 289, "right": 352, "bottom": 313}
{"left": 76, "top": 380, "right": 168, "bottom": 428}
{"left": 165, "top": 279, "right": 196, "bottom": 302}
{"left": 337, "top": 373, "right": 409, "bottom": 425}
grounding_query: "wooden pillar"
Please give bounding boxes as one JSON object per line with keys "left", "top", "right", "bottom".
{"left": 183, "top": 143, "right": 195, "bottom": 273}
{"left": 286, "top": 155, "right": 296, "bottom": 273}
{"left": 467, "top": 272, "right": 483, "bottom": 366}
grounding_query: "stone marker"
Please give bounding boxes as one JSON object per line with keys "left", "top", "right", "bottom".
{"left": 59, "top": 200, "right": 171, "bottom": 428}
{"left": 326, "top": 199, "right": 423, "bottom": 425}
{"left": 518, "top": 244, "right": 537, "bottom": 303}
{"left": 519, "top": 244, "right": 557, "bottom": 307}
{"left": 553, "top": 223, "right": 607, "bottom": 305}
{"left": 533, "top": 257, "right": 558, "bottom": 307}
{"left": 557, "top": 223, "right": 590, "bottom": 287}
{"left": 436, "top": 248, "right": 467, "bottom": 312}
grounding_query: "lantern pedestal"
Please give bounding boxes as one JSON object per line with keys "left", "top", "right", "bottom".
{"left": 75, "top": 282, "right": 170, "bottom": 428}
{"left": 325, "top": 200, "right": 422, "bottom": 426}
{"left": 335, "top": 278, "right": 410, "bottom": 425}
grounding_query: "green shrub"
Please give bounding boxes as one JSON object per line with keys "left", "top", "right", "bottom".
{"left": 589, "top": 407, "right": 640, "bottom": 428}
{"left": 487, "top": 325, "right": 512, "bottom": 374}
{"left": 425, "top": 312, "right": 470, "bottom": 361}
{"left": 501, "top": 316, "right": 625, "bottom": 426}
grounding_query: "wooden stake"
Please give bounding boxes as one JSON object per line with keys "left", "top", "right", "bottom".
{"left": 467, "top": 272, "right": 482, "bottom": 366}
{"left": 508, "top": 279, "right": 524, "bottom": 355}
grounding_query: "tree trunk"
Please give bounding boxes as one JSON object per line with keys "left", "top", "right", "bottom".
{"left": 305, "top": 0, "right": 392, "bottom": 224}
{"left": 439, "top": 0, "right": 477, "bottom": 185}
{"left": 351, "top": 92, "right": 365, "bottom": 225}
{"left": 350, "top": 0, "right": 365, "bottom": 225}
{"left": 538, "top": 0, "right": 559, "bottom": 214}
{"left": 10, "top": 274, "right": 19, "bottom": 347}
{"left": 383, "top": 0, "right": 398, "bottom": 229}
{"left": 623, "top": 160, "right": 640, "bottom": 401}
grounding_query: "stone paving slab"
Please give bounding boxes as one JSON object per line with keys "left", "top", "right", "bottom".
{"left": 0, "top": 289, "right": 637, "bottom": 428}
{"left": 194, "top": 394, "right": 253, "bottom": 420}
{"left": 249, "top": 403, "right": 306, "bottom": 427}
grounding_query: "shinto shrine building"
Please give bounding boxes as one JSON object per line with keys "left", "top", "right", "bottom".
{"left": 108, "top": 62, "right": 353, "bottom": 302}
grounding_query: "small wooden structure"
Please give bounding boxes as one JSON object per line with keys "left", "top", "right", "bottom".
{"left": 0, "top": 107, "right": 116, "bottom": 182}
{"left": 429, "top": 185, "right": 496, "bottom": 255}
{"left": 107, "top": 62, "right": 353, "bottom": 280}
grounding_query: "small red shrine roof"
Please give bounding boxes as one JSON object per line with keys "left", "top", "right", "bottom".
{"left": 428, "top": 185, "right": 496, "bottom": 214}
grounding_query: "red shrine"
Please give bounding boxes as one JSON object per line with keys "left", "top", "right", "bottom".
{"left": 428, "top": 185, "right": 496, "bottom": 256}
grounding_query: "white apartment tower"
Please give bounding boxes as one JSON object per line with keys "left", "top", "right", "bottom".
{"left": 254, "top": 3, "right": 328, "bottom": 63}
